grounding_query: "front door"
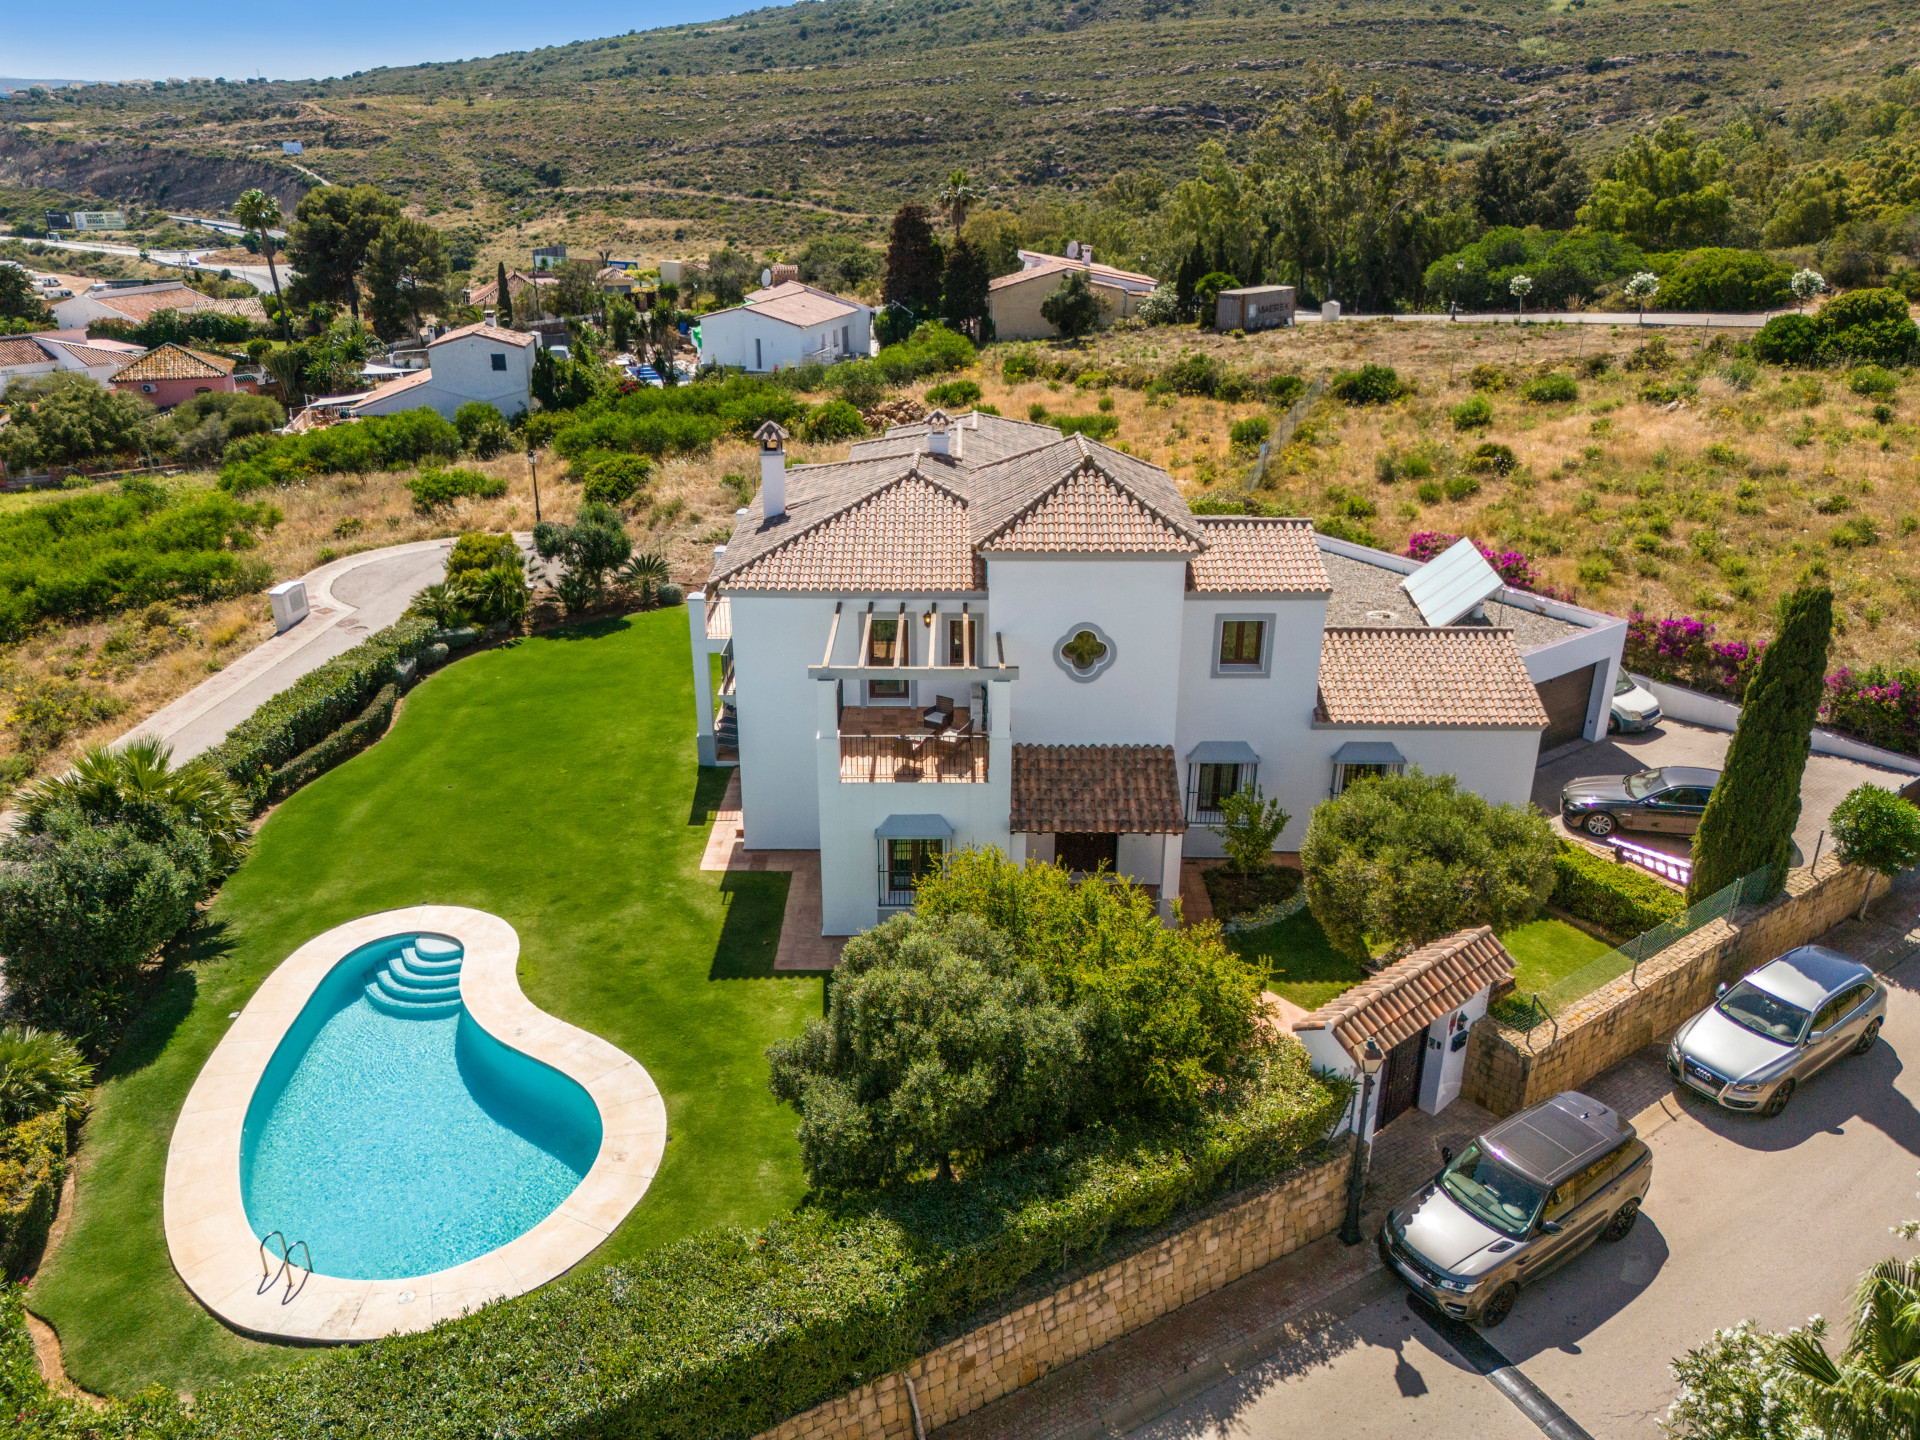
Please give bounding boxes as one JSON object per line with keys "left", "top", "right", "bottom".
{"left": 1375, "top": 1031, "right": 1427, "bottom": 1131}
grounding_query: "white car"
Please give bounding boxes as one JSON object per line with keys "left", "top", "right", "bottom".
{"left": 1610, "top": 673, "right": 1662, "bottom": 733}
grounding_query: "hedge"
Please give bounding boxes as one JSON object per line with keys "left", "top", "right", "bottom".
{"left": 0, "top": 1111, "right": 65, "bottom": 1281}
{"left": 1550, "top": 841, "right": 1686, "bottom": 938}
{"left": 68, "top": 1052, "right": 1340, "bottom": 1439}
{"left": 201, "top": 615, "right": 433, "bottom": 809}
{"left": 264, "top": 683, "right": 399, "bottom": 803}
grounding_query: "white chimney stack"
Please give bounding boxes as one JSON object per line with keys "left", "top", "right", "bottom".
{"left": 755, "top": 420, "right": 790, "bottom": 519}
{"left": 484, "top": 308, "right": 497, "bottom": 327}
{"left": 1081, "top": 246, "right": 1093, "bottom": 266}
{"left": 925, "top": 409, "right": 953, "bottom": 458}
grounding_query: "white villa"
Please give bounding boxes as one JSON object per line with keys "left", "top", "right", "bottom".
{"left": 688, "top": 410, "right": 1625, "bottom": 937}
{"left": 341, "top": 320, "right": 536, "bottom": 422}
{"left": 696, "top": 281, "right": 873, "bottom": 373}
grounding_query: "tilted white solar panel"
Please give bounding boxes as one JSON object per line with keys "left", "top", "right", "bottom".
{"left": 1403, "top": 536, "right": 1503, "bottom": 627}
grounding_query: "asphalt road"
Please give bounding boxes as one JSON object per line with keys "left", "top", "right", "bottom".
{"left": 19, "top": 234, "right": 290, "bottom": 294}
{"left": 1128, "top": 884, "right": 1920, "bottom": 1440}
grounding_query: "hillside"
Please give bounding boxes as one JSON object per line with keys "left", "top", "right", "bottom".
{"left": 2, "top": 0, "right": 1914, "bottom": 266}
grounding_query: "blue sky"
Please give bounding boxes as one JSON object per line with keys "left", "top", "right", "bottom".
{"left": 9, "top": 0, "right": 754, "bottom": 85}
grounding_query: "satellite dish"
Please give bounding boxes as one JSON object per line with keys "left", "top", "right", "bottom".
{"left": 760, "top": 268, "right": 772, "bottom": 287}
{"left": 1403, "top": 537, "right": 1503, "bottom": 627}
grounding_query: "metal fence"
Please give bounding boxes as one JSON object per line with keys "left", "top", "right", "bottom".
{"left": 1498, "top": 864, "right": 1776, "bottom": 1033}
{"left": 1244, "top": 373, "right": 1327, "bottom": 492}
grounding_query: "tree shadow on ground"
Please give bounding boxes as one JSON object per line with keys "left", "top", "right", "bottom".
{"left": 529, "top": 615, "right": 631, "bottom": 643}
{"left": 710, "top": 870, "right": 793, "bottom": 981}
{"left": 97, "top": 916, "right": 237, "bottom": 1083}
{"left": 690, "top": 765, "right": 733, "bottom": 829}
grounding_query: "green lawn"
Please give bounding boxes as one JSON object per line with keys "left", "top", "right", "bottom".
{"left": 27, "top": 611, "right": 819, "bottom": 1398}
{"left": 1499, "top": 918, "right": 1618, "bottom": 1001}
{"left": 1227, "top": 910, "right": 1371, "bottom": 1010}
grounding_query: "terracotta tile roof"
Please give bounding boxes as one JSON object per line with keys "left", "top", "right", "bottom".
{"left": 0, "top": 337, "right": 51, "bottom": 369}
{"left": 39, "top": 338, "right": 134, "bottom": 368}
{"left": 992, "top": 252, "right": 1159, "bottom": 291}
{"left": 110, "top": 344, "right": 236, "bottom": 381}
{"left": 1011, "top": 744, "right": 1187, "bottom": 834}
{"left": 983, "top": 459, "right": 1200, "bottom": 554}
{"left": 429, "top": 321, "right": 537, "bottom": 349}
{"left": 737, "top": 280, "right": 862, "bottom": 327}
{"left": 1315, "top": 627, "right": 1549, "bottom": 729}
{"left": 466, "top": 271, "right": 554, "bottom": 307}
{"left": 720, "top": 472, "right": 979, "bottom": 592}
{"left": 1293, "top": 927, "right": 1515, "bottom": 1062}
{"left": 347, "top": 369, "right": 436, "bottom": 408}
{"left": 968, "top": 437, "right": 1205, "bottom": 551}
{"left": 1188, "top": 516, "right": 1330, "bottom": 593}
{"left": 86, "top": 285, "right": 266, "bottom": 325}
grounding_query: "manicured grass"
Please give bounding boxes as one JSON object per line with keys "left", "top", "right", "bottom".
{"left": 27, "top": 611, "right": 820, "bottom": 1397}
{"left": 1227, "top": 909, "right": 1370, "bottom": 1011}
{"left": 1499, "top": 917, "right": 1618, "bottom": 1000}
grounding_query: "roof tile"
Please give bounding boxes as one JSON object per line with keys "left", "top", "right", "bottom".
{"left": 110, "top": 344, "right": 236, "bottom": 381}
{"left": 1188, "top": 516, "right": 1330, "bottom": 593}
{"left": 1293, "top": 927, "right": 1516, "bottom": 1060}
{"left": 1011, "top": 744, "right": 1187, "bottom": 834}
{"left": 721, "top": 473, "right": 978, "bottom": 592}
{"left": 1315, "top": 627, "right": 1549, "bottom": 729}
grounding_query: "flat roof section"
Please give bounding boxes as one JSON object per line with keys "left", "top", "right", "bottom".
{"left": 1319, "top": 551, "right": 1587, "bottom": 650}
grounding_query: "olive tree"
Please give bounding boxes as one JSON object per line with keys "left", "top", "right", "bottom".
{"left": 1830, "top": 784, "right": 1920, "bottom": 918}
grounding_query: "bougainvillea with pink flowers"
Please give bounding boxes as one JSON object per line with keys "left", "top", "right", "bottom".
{"left": 1406, "top": 533, "right": 1547, "bottom": 591}
{"left": 1824, "top": 667, "right": 1920, "bottom": 754}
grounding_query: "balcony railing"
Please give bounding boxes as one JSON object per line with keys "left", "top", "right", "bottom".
{"left": 704, "top": 595, "right": 731, "bottom": 640}
{"left": 839, "top": 734, "right": 988, "bottom": 784}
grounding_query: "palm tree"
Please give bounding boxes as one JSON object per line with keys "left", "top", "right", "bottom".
{"left": 0, "top": 1026, "right": 93, "bottom": 1125}
{"left": 22, "top": 736, "right": 251, "bottom": 873}
{"left": 938, "top": 169, "right": 981, "bottom": 235}
{"left": 1779, "top": 1258, "right": 1920, "bottom": 1439}
{"left": 620, "top": 550, "right": 669, "bottom": 607}
{"left": 233, "top": 188, "right": 294, "bottom": 344}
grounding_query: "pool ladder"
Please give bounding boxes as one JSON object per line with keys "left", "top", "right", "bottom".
{"left": 259, "top": 1230, "right": 313, "bottom": 1303}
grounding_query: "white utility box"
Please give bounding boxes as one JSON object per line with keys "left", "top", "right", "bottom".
{"left": 1322, "top": 300, "right": 1342, "bottom": 322}
{"left": 268, "top": 579, "right": 310, "bottom": 634}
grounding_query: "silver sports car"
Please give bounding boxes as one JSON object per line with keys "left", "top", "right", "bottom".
{"left": 1668, "top": 946, "right": 1887, "bottom": 1117}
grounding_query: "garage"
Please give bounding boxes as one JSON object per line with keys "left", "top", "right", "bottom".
{"left": 1535, "top": 662, "right": 1600, "bottom": 751}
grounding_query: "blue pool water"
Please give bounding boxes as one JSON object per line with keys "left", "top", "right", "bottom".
{"left": 241, "top": 933, "right": 602, "bottom": 1280}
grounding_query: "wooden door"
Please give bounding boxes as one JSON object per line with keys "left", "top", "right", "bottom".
{"left": 1375, "top": 1031, "right": 1428, "bottom": 1131}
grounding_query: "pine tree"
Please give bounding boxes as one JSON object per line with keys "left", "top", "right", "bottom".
{"left": 941, "top": 235, "right": 992, "bottom": 342}
{"left": 1688, "top": 586, "right": 1833, "bottom": 903}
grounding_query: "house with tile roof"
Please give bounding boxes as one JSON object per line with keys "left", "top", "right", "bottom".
{"left": 330, "top": 321, "right": 536, "bottom": 423}
{"left": 109, "top": 343, "right": 237, "bottom": 407}
{"left": 687, "top": 409, "right": 1627, "bottom": 937}
{"left": 695, "top": 281, "right": 872, "bottom": 372}
{"left": 52, "top": 280, "right": 266, "bottom": 331}
{"left": 0, "top": 330, "right": 140, "bottom": 393}
{"left": 988, "top": 249, "right": 1159, "bottom": 341}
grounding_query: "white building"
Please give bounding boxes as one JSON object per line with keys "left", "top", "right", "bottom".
{"left": 51, "top": 280, "right": 266, "bottom": 331}
{"left": 344, "top": 320, "right": 536, "bottom": 422}
{"left": 0, "top": 331, "right": 144, "bottom": 393}
{"left": 696, "top": 281, "right": 872, "bottom": 373}
{"left": 688, "top": 411, "right": 1627, "bottom": 938}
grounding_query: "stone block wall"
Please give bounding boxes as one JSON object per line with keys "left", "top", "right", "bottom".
{"left": 754, "top": 1146, "right": 1351, "bottom": 1440}
{"left": 1463, "top": 858, "right": 1889, "bottom": 1117}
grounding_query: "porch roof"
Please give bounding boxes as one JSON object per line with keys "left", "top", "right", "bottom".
{"left": 1292, "top": 926, "right": 1515, "bottom": 1063}
{"left": 1010, "top": 744, "right": 1186, "bottom": 835}
{"left": 875, "top": 814, "right": 955, "bottom": 840}
{"left": 1332, "top": 741, "right": 1406, "bottom": 767}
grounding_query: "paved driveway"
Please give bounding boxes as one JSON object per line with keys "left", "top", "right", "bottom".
{"left": 1531, "top": 719, "right": 1911, "bottom": 867}
{"left": 1125, "top": 876, "right": 1920, "bottom": 1440}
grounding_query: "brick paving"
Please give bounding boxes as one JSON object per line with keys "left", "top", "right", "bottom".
{"left": 699, "top": 770, "right": 844, "bottom": 971}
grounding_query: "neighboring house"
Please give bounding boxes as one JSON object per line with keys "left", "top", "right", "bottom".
{"left": 463, "top": 269, "right": 556, "bottom": 311}
{"left": 340, "top": 321, "right": 536, "bottom": 422}
{"left": 988, "top": 250, "right": 1159, "bottom": 341}
{"left": 109, "top": 343, "right": 236, "bottom": 407}
{"left": 0, "top": 331, "right": 140, "bottom": 393}
{"left": 686, "top": 410, "right": 1625, "bottom": 938}
{"left": 52, "top": 280, "right": 267, "bottom": 331}
{"left": 598, "top": 267, "right": 638, "bottom": 297}
{"left": 532, "top": 245, "right": 567, "bottom": 272}
{"left": 696, "top": 281, "right": 872, "bottom": 372}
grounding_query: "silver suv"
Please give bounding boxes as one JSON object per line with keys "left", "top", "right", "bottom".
{"left": 1379, "top": 1091, "right": 1651, "bottom": 1327}
{"left": 1668, "top": 946, "right": 1886, "bottom": 1116}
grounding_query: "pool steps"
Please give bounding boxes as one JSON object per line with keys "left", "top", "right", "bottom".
{"left": 364, "top": 938, "right": 464, "bottom": 1018}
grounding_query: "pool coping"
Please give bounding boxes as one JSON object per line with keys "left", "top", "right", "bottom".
{"left": 162, "top": 905, "right": 667, "bottom": 1343}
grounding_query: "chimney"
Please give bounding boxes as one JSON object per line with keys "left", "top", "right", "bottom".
{"left": 484, "top": 309, "right": 497, "bottom": 327}
{"left": 755, "top": 420, "right": 790, "bottom": 518}
{"left": 925, "top": 408, "right": 953, "bottom": 458}
{"left": 1081, "top": 246, "right": 1094, "bottom": 266}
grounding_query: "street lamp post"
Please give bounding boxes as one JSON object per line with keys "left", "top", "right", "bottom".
{"left": 1338, "top": 1037, "right": 1387, "bottom": 1246}
{"left": 527, "top": 449, "right": 542, "bottom": 525}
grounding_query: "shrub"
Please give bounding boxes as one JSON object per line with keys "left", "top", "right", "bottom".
{"left": 265, "top": 683, "right": 398, "bottom": 803}
{"left": 875, "top": 323, "right": 976, "bottom": 383}
{"left": 1193, "top": 271, "right": 1239, "bottom": 317}
{"left": 1001, "top": 348, "right": 1041, "bottom": 383}
{"left": 158, "top": 391, "right": 285, "bottom": 467}
{"left": 0, "top": 372, "right": 155, "bottom": 472}
{"left": 1160, "top": 352, "right": 1221, "bottom": 396}
{"left": 1753, "top": 312, "right": 1820, "bottom": 366}
{"left": 1829, "top": 785, "right": 1920, "bottom": 879}
{"left": 453, "top": 401, "right": 513, "bottom": 459}
{"left": 533, "top": 501, "right": 632, "bottom": 613}
{"left": 1053, "top": 413, "right": 1120, "bottom": 439}
{"left": 801, "top": 398, "right": 868, "bottom": 442}
{"left": 1849, "top": 365, "right": 1899, "bottom": 396}
{"left": 1212, "top": 786, "right": 1290, "bottom": 875}
{"left": 1451, "top": 396, "right": 1493, "bottom": 429}
{"left": 0, "top": 1111, "right": 68, "bottom": 1280}
{"left": 0, "top": 1027, "right": 90, "bottom": 1127}
{"left": 1653, "top": 247, "right": 1792, "bottom": 311}
{"left": 546, "top": 375, "right": 806, "bottom": 465}
{"left": 1330, "top": 364, "right": 1404, "bottom": 404}
{"left": 445, "top": 532, "right": 520, "bottom": 583}
{"left": 407, "top": 466, "right": 508, "bottom": 511}
{"left": 1823, "top": 665, "right": 1920, "bottom": 755}
{"left": 19, "top": 736, "right": 250, "bottom": 876}
{"left": 1443, "top": 475, "right": 1481, "bottom": 501}
{"left": 1262, "top": 373, "right": 1306, "bottom": 406}
{"left": 1229, "top": 416, "right": 1271, "bottom": 448}
{"left": 1300, "top": 768, "right": 1557, "bottom": 959}
{"left": 201, "top": 615, "right": 434, "bottom": 806}
{"left": 1468, "top": 442, "right": 1517, "bottom": 474}
{"left": 1315, "top": 514, "right": 1382, "bottom": 546}
{"left": 1521, "top": 372, "right": 1579, "bottom": 403}
{"left": 577, "top": 452, "right": 653, "bottom": 506}
{"left": 1815, "top": 287, "right": 1918, "bottom": 365}
{"left": 925, "top": 378, "right": 982, "bottom": 407}
{"left": 1469, "top": 363, "right": 1509, "bottom": 391}
{"left": 219, "top": 408, "right": 462, "bottom": 493}
{"left": 1549, "top": 841, "right": 1686, "bottom": 937}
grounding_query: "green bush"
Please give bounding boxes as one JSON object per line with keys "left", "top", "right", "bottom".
{"left": 0, "top": 371, "right": 157, "bottom": 472}
{"left": 1470, "top": 363, "right": 1510, "bottom": 391}
{"left": 1001, "top": 347, "right": 1041, "bottom": 383}
{"left": 1522, "top": 372, "right": 1579, "bottom": 403}
{"left": 1468, "top": 442, "right": 1518, "bottom": 475}
{"left": 925, "top": 378, "right": 983, "bottom": 407}
{"left": 0, "top": 1111, "right": 67, "bottom": 1280}
{"left": 265, "top": 683, "right": 400, "bottom": 803}
{"left": 801, "top": 398, "right": 868, "bottom": 442}
{"left": 1443, "top": 475, "right": 1481, "bottom": 501}
{"left": 547, "top": 374, "right": 805, "bottom": 463}
{"left": 1160, "top": 352, "right": 1221, "bottom": 396}
{"left": 1813, "top": 288, "right": 1918, "bottom": 365}
{"left": 407, "top": 466, "right": 508, "bottom": 511}
{"left": 1330, "top": 364, "right": 1404, "bottom": 404}
{"left": 219, "top": 408, "right": 462, "bottom": 493}
{"left": 202, "top": 616, "right": 434, "bottom": 807}
{"left": 1053, "top": 413, "right": 1120, "bottom": 439}
{"left": 1315, "top": 514, "right": 1382, "bottom": 547}
{"left": 1262, "top": 373, "right": 1306, "bottom": 406}
{"left": 1451, "top": 396, "right": 1493, "bottom": 430}
{"left": 444, "top": 532, "right": 519, "bottom": 583}
{"left": 577, "top": 452, "right": 653, "bottom": 506}
{"left": 874, "top": 322, "right": 974, "bottom": 383}
{"left": 1829, "top": 784, "right": 1920, "bottom": 878}
{"left": 1848, "top": 365, "right": 1899, "bottom": 396}
{"left": 1653, "top": 248, "right": 1791, "bottom": 311}
{"left": 453, "top": 401, "right": 513, "bottom": 459}
{"left": 0, "top": 1027, "right": 90, "bottom": 1128}
{"left": 1229, "top": 416, "right": 1271, "bottom": 447}
{"left": 1549, "top": 841, "right": 1686, "bottom": 936}
{"left": 1754, "top": 312, "right": 1820, "bottom": 366}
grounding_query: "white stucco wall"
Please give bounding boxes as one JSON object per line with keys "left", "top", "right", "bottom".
{"left": 1417, "top": 986, "right": 1491, "bottom": 1115}
{"left": 697, "top": 305, "right": 871, "bottom": 372}
{"left": 982, "top": 555, "right": 1188, "bottom": 745}
{"left": 1312, "top": 725, "right": 1543, "bottom": 808}
{"left": 729, "top": 592, "right": 847, "bottom": 849}
{"left": 424, "top": 333, "right": 534, "bottom": 419}
{"left": 1175, "top": 592, "right": 1330, "bottom": 855}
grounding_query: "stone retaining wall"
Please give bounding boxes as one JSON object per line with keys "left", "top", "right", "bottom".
{"left": 1463, "top": 858, "right": 1889, "bottom": 1117}
{"left": 754, "top": 1146, "right": 1352, "bottom": 1440}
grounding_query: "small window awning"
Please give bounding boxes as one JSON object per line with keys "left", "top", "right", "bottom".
{"left": 875, "top": 814, "right": 954, "bottom": 840}
{"left": 1186, "top": 741, "right": 1260, "bottom": 766}
{"left": 1332, "top": 741, "right": 1406, "bottom": 767}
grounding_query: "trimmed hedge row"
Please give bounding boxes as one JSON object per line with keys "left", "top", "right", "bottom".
{"left": 1550, "top": 841, "right": 1686, "bottom": 938}
{"left": 150, "top": 1052, "right": 1342, "bottom": 1439}
{"left": 202, "top": 616, "right": 434, "bottom": 808}
{"left": 265, "top": 682, "right": 400, "bottom": 804}
{"left": 0, "top": 1112, "right": 66, "bottom": 1281}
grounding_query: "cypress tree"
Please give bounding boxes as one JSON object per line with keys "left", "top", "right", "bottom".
{"left": 495, "top": 261, "right": 511, "bottom": 320}
{"left": 941, "top": 235, "right": 992, "bottom": 342}
{"left": 880, "top": 203, "right": 945, "bottom": 319}
{"left": 1688, "top": 586, "right": 1833, "bottom": 903}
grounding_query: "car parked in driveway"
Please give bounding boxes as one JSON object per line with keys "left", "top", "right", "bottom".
{"left": 1560, "top": 764, "right": 1720, "bottom": 838}
{"left": 1379, "top": 1091, "right": 1652, "bottom": 1328}
{"left": 1610, "top": 672, "right": 1663, "bottom": 733}
{"left": 1668, "top": 946, "right": 1886, "bottom": 1117}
